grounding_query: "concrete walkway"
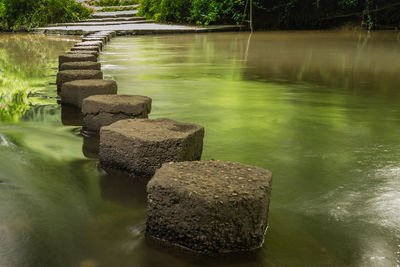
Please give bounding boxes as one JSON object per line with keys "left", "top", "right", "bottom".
{"left": 35, "top": 1, "right": 244, "bottom": 35}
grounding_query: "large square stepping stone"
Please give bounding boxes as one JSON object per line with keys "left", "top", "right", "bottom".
{"left": 82, "top": 95, "right": 152, "bottom": 132}
{"left": 67, "top": 50, "right": 99, "bottom": 59}
{"left": 60, "top": 79, "right": 117, "bottom": 108}
{"left": 100, "top": 118, "right": 204, "bottom": 175}
{"left": 146, "top": 160, "right": 273, "bottom": 254}
{"left": 59, "top": 61, "right": 101, "bottom": 71}
{"left": 56, "top": 70, "right": 103, "bottom": 94}
{"left": 59, "top": 54, "right": 96, "bottom": 70}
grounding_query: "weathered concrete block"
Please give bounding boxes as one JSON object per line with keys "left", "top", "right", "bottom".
{"left": 67, "top": 50, "right": 99, "bottom": 59}
{"left": 75, "top": 41, "right": 103, "bottom": 50}
{"left": 59, "top": 54, "right": 96, "bottom": 70}
{"left": 71, "top": 46, "right": 100, "bottom": 52}
{"left": 82, "top": 95, "right": 152, "bottom": 132}
{"left": 87, "top": 34, "right": 110, "bottom": 42}
{"left": 60, "top": 79, "right": 117, "bottom": 108}
{"left": 59, "top": 61, "right": 101, "bottom": 71}
{"left": 100, "top": 118, "right": 204, "bottom": 175}
{"left": 146, "top": 160, "right": 273, "bottom": 254}
{"left": 56, "top": 70, "right": 103, "bottom": 94}
{"left": 82, "top": 37, "right": 106, "bottom": 44}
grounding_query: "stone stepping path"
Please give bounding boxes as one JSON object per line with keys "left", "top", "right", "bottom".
{"left": 92, "top": 10, "right": 138, "bottom": 18}
{"left": 50, "top": 2, "right": 269, "bottom": 255}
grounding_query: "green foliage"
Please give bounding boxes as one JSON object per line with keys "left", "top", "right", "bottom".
{"left": 139, "top": 0, "right": 246, "bottom": 25}
{"left": 255, "top": 0, "right": 400, "bottom": 29}
{"left": 0, "top": 0, "right": 92, "bottom": 31}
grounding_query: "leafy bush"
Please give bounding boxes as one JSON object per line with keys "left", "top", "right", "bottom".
{"left": 0, "top": 0, "right": 92, "bottom": 31}
{"left": 139, "top": 0, "right": 247, "bottom": 25}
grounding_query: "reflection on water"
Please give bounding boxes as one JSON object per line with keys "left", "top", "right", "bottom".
{"left": 0, "top": 33, "right": 79, "bottom": 121}
{"left": 0, "top": 31, "right": 400, "bottom": 266}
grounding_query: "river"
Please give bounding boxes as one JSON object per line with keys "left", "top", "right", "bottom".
{"left": 0, "top": 31, "right": 399, "bottom": 267}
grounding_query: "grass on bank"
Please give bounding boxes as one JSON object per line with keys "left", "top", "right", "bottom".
{"left": 0, "top": 0, "right": 92, "bottom": 31}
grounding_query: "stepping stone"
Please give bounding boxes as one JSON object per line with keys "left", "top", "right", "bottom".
{"left": 100, "top": 118, "right": 204, "bottom": 175}
{"left": 75, "top": 41, "right": 103, "bottom": 50}
{"left": 59, "top": 61, "right": 101, "bottom": 71}
{"left": 59, "top": 54, "right": 96, "bottom": 70}
{"left": 67, "top": 50, "right": 99, "bottom": 59}
{"left": 60, "top": 79, "right": 117, "bottom": 108}
{"left": 71, "top": 46, "right": 100, "bottom": 52}
{"left": 82, "top": 37, "right": 107, "bottom": 44}
{"left": 56, "top": 70, "right": 103, "bottom": 94}
{"left": 82, "top": 95, "right": 152, "bottom": 132}
{"left": 87, "top": 34, "right": 110, "bottom": 42}
{"left": 146, "top": 160, "right": 273, "bottom": 254}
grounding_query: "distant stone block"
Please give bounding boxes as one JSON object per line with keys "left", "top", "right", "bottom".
{"left": 82, "top": 37, "right": 107, "bottom": 44}
{"left": 75, "top": 41, "right": 103, "bottom": 50}
{"left": 146, "top": 160, "right": 273, "bottom": 254}
{"left": 56, "top": 70, "right": 103, "bottom": 94}
{"left": 100, "top": 118, "right": 204, "bottom": 175}
{"left": 87, "top": 34, "right": 110, "bottom": 42}
{"left": 71, "top": 46, "right": 100, "bottom": 52}
{"left": 67, "top": 50, "right": 99, "bottom": 59}
{"left": 60, "top": 79, "right": 117, "bottom": 108}
{"left": 59, "top": 54, "right": 96, "bottom": 70}
{"left": 59, "top": 61, "right": 101, "bottom": 71}
{"left": 82, "top": 95, "right": 152, "bottom": 132}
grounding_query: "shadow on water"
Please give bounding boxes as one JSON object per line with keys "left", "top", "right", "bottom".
{"left": 61, "top": 104, "right": 83, "bottom": 126}
{"left": 83, "top": 134, "right": 100, "bottom": 159}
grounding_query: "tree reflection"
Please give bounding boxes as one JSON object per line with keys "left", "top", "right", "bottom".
{"left": 0, "top": 33, "right": 78, "bottom": 121}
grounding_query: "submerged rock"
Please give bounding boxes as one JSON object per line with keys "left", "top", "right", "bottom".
{"left": 82, "top": 95, "right": 152, "bottom": 132}
{"left": 99, "top": 118, "right": 204, "bottom": 175}
{"left": 56, "top": 70, "right": 103, "bottom": 94}
{"left": 60, "top": 79, "right": 117, "bottom": 108}
{"left": 146, "top": 160, "right": 273, "bottom": 254}
{"left": 59, "top": 61, "right": 101, "bottom": 71}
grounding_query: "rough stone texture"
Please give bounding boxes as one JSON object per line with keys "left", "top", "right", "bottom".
{"left": 60, "top": 79, "right": 117, "bottom": 108}
{"left": 56, "top": 70, "right": 103, "bottom": 93}
{"left": 146, "top": 160, "right": 273, "bottom": 254}
{"left": 82, "top": 37, "right": 106, "bottom": 44}
{"left": 59, "top": 61, "right": 101, "bottom": 71}
{"left": 99, "top": 118, "right": 204, "bottom": 175}
{"left": 71, "top": 46, "right": 100, "bottom": 52}
{"left": 67, "top": 50, "right": 99, "bottom": 59}
{"left": 82, "top": 95, "right": 152, "bottom": 132}
{"left": 86, "top": 34, "right": 110, "bottom": 42}
{"left": 75, "top": 41, "right": 103, "bottom": 50}
{"left": 58, "top": 54, "right": 96, "bottom": 70}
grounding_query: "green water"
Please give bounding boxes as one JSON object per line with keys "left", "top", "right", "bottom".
{"left": 1, "top": 31, "right": 400, "bottom": 267}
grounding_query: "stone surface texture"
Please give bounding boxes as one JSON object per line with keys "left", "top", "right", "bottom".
{"left": 82, "top": 95, "right": 152, "bottom": 132}
{"left": 67, "top": 50, "right": 99, "bottom": 58}
{"left": 60, "top": 79, "right": 117, "bottom": 108}
{"left": 56, "top": 70, "right": 103, "bottom": 93}
{"left": 75, "top": 41, "right": 103, "bottom": 50}
{"left": 59, "top": 61, "right": 101, "bottom": 71}
{"left": 99, "top": 118, "right": 204, "bottom": 175}
{"left": 59, "top": 54, "right": 96, "bottom": 69}
{"left": 71, "top": 46, "right": 100, "bottom": 52}
{"left": 146, "top": 160, "right": 273, "bottom": 254}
